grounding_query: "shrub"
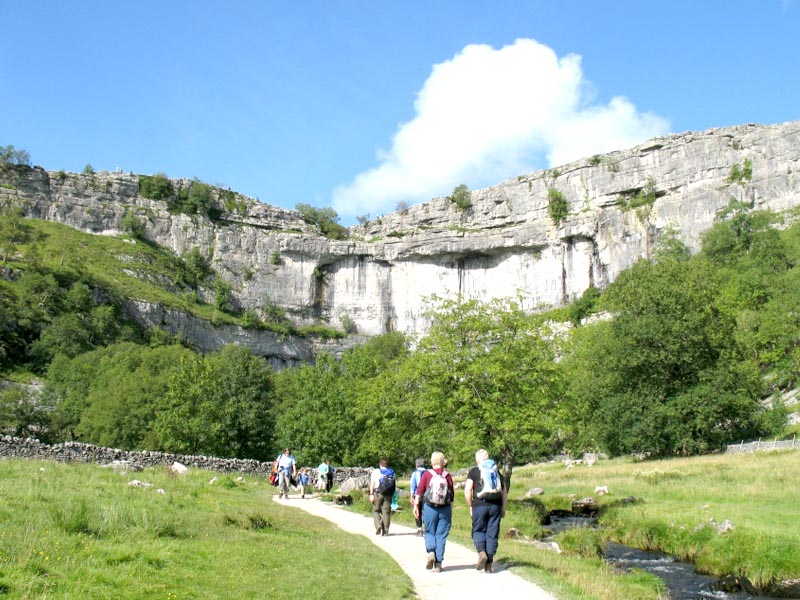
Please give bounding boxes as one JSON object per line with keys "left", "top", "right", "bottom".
{"left": 120, "top": 210, "right": 144, "bottom": 239}
{"left": 617, "top": 179, "right": 658, "bottom": 211}
{"left": 339, "top": 312, "right": 357, "bottom": 334}
{"left": 547, "top": 188, "right": 569, "bottom": 226}
{"left": 0, "top": 145, "right": 31, "bottom": 166}
{"left": 727, "top": 159, "right": 753, "bottom": 184}
{"left": 295, "top": 203, "right": 348, "bottom": 240}
{"left": 187, "top": 180, "right": 213, "bottom": 214}
{"left": 139, "top": 173, "right": 174, "bottom": 200}
{"left": 449, "top": 184, "right": 471, "bottom": 211}
{"left": 241, "top": 308, "right": 262, "bottom": 329}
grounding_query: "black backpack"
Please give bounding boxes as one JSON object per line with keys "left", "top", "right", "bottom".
{"left": 376, "top": 467, "right": 396, "bottom": 495}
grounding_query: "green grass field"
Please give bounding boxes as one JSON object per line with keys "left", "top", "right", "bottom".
{"left": 1, "top": 449, "right": 798, "bottom": 599}
{"left": 386, "top": 449, "right": 800, "bottom": 599}
{"left": 0, "top": 460, "right": 414, "bottom": 599}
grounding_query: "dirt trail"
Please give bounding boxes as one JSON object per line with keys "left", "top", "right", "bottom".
{"left": 273, "top": 494, "right": 558, "bottom": 600}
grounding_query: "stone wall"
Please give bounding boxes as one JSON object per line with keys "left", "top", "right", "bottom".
{"left": 0, "top": 436, "right": 372, "bottom": 483}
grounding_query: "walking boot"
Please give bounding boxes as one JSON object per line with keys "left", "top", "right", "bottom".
{"left": 477, "top": 550, "right": 488, "bottom": 571}
{"left": 485, "top": 561, "right": 493, "bottom": 573}
{"left": 426, "top": 552, "right": 435, "bottom": 570}
{"left": 433, "top": 562, "right": 442, "bottom": 573}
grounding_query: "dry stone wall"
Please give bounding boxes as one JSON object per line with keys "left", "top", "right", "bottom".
{"left": 0, "top": 436, "right": 371, "bottom": 483}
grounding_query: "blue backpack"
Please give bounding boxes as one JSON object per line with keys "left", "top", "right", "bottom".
{"left": 477, "top": 460, "right": 502, "bottom": 500}
{"left": 376, "top": 467, "right": 396, "bottom": 495}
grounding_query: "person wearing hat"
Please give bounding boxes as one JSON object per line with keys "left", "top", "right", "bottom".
{"left": 409, "top": 457, "right": 427, "bottom": 536}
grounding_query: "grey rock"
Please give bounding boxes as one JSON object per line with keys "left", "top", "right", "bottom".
{"left": 4, "top": 121, "right": 800, "bottom": 366}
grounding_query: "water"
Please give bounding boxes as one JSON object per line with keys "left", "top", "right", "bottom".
{"left": 603, "top": 542, "right": 789, "bottom": 600}
{"left": 544, "top": 512, "right": 793, "bottom": 600}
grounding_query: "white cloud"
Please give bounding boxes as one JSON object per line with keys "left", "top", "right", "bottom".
{"left": 332, "top": 38, "right": 669, "bottom": 219}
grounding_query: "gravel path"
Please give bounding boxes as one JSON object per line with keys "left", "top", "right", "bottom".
{"left": 273, "top": 493, "right": 558, "bottom": 600}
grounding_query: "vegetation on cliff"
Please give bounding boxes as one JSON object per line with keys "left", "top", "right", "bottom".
{"left": 1, "top": 200, "right": 796, "bottom": 466}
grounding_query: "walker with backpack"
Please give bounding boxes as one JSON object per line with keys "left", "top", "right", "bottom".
{"left": 476, "top": 458, "right": 503, "bottom": 501}
{"left": 423, "top": 468, "right": 453, "bottom": 507}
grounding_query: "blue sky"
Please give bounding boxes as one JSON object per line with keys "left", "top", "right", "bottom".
{"left": 2, "top": 1, "right": 798, "bottom": 225}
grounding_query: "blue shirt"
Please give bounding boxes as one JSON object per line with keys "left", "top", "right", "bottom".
{"left": 410, "top": 466, "right": 426, "bottom": 496}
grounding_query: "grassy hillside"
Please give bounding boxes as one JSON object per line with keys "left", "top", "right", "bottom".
{"left": 0, "top": 216, "right": 342, "bottom": 380}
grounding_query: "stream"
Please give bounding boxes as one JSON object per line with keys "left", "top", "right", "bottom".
{"left": 545, "top": 512, "right": 793, "bottom": 600}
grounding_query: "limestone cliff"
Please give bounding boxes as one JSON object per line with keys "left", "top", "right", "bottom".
{"left": 3, "top": 121, "right": 800, "bottom": 355}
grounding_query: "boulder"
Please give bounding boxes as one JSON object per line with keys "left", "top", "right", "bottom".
{"left": 339, "top": 476, "right": 369, "bottom": 493}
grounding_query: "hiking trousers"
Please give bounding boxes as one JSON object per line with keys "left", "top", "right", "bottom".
{"left": 471, "top": 502, "right": 502, "bottom": 560}
{"left": 422, "top": 503, "right": 452, "bottom": 563}
{"left": 372, "top": 493, "right": 392, "bottom": 533}
{"left": 278, "top": 471, "right": 292, "bottom": 497}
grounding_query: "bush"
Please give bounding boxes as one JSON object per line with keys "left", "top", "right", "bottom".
{"left": 295, "top": 203, "right": 348, "bottom": 240}
{"left": 449, "top": 184, "right": 471, "bottom": 211}
{"left": 727, "top": 159, "right": 753, "bottom": 184}
{"left": 139, "top": 173, "right": 174, "bottom": 200}
{"left": 0, "top": 145, "right": 31, "bottom": 166}
{"left": 617, "top": 179, "right": 658, "bottom": 211}
{"left": 120, "top": 210, "right": 144, "bottom": 239}
{"left": 547, "top": 188, "right": 569, "bottom": 226}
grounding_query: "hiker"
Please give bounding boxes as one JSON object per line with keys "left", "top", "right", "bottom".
{"left": 464, "top": 448, "right": 508, "bottom": 573}
{"left": 409, "top": 457, "right": 426, "bottom": 536}
{"left": 316, "top": 460, "right": 329, "bottom": 491}
{"left": 325, "top": 461, "right": 335, "bottom": 493}
{"left": 273, "top": 448, "right": 297, "bottom": 499}
{"left": 369, "top": 457, "right": 396, "bottom": 536}
{"left": 413, "top": 451, "right": 454, "bottom": 573}
{"left": 297, "top": 467, "right": 310, "bottom": 499}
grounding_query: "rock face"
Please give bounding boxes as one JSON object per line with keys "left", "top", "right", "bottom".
{"left": 3, "top": 121, "right": 800, "bottom": 353}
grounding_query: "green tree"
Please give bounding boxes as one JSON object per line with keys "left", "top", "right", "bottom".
{"left": 273, "top": 353, "right": 358, "bottom": 465}
{"left": 448, "top": 184, "right": 471, "bottom": 211}
{"left": 205, "top": 344, "right": 275, "bottom": 461}
{"left": 295, "top": 203, "right": 348, "bottom": 240}
{"left": 46, "top": 342, "right": 193, "bottom": 447}
{"left": 358, "top": 298, "right": 564, "bottom": 477}
{"left": 155, "top": 345, "right": 275, "bottom": 459}
{"left": 120, "top": 210, "right": 145, "bottom": 239}
{"left": 0, "top": 384, "right": 53, "bottom": 440}
{"left": 566, "top": 253, "right": 774, "bottom": 457}
{"left": 155, "top": 353, "right": 220, "bottom": 455}
{"left": 0, "top": 144, "right": 31, "bottom": 166}
{"left": 139, "top": 173, "right": 174, "bottom": 200}
{"left": 180, "top": 247, "right": 211, "bottom": 289}
{"left": 0, "top": 207, "right": 33, "bottom": 264}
